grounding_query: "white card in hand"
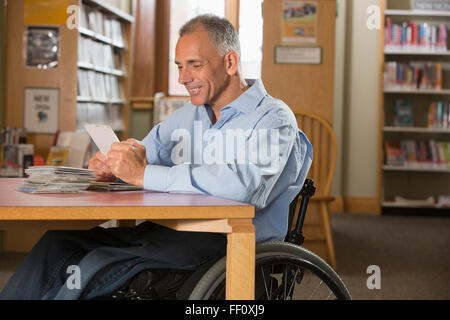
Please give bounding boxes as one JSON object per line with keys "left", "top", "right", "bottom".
{"left": 84, "top": 124, "right": 120, "bottom": 156}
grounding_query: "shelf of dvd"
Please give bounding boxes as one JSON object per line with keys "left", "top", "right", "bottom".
{"left": 76, "top": 0, "right": 133, "bottom": 140}
{"left": 379, "top": 0, "right": 450, "bottom": 214}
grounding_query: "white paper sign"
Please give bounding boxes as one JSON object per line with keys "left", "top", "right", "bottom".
{"left": 84, "top": 124, "right": 120, "bottom": 156}
{"left": 275, "top": 46, "right": 322, "bottom": 64}
{"left": 24, "top": 87, "right": 59, "bottom": 134}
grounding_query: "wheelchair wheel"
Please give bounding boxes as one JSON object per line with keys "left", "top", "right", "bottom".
{"left": 188, "top": 241, "right": 351, "bottom": 300}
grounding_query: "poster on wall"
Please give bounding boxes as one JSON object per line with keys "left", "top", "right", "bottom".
{"left": 282, "top": 1, "right": 318, "bottom": 43}
{"left": 25, "top": 26, "right": 60, "bottom": 69}
{"left": 24, "top": 87, "right": 59, "bottom": 134}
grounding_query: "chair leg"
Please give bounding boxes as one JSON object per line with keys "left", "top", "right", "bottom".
{"left": 320, "top": 202, "right": 337, "bottom": 270}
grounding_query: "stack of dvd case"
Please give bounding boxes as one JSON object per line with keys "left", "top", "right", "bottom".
{"left": 17, "top": 166, "right": 98, "bottom": 193}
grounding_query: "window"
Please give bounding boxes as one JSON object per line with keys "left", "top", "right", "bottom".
{"left": 167, "top": 0, "right": 264, "bottom": 95}
{"left": 239, "top": 0, "right": 263, "bottom": 80}
{"left": 168, "top": 0, "right": 225, "bottom": 96}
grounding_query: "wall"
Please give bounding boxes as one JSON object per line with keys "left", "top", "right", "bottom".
{"left": 331, "top": 0, "right": 380, "bottom": 211}
{"left": 0, "top": 0, "right": 5, "bottom": 128}
{"left": 342, "top": 0, "right": 380, "bottom": 198}
{"left": 0, "top": 0, "right": 5, "bottom": 250}
{"left": 331, "top": 0, "right": 346, "bottom": 198}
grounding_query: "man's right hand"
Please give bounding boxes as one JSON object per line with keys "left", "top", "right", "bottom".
{"left": 88, "top": 151, "right": 116, "bottom": 182}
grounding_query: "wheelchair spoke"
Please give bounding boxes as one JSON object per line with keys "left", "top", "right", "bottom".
{"left": 284, "top": 265, "right": 287, "bottom": 299}
{"left": 308, "top": 279, "right": 324, "bottom": 300}
{"left": 261, "top": 266, "right": 270, "bottom": 300}
{"left": 326, "top": 291, "right": 333, "bottom": 300}
{"left": 270, "top": 264, "right": 274, "bottom": 300}
{"left": 286, "top": 267, "right": 300, "bottom": 299}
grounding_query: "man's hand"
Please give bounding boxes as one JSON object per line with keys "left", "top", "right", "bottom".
{"left": 88, "top": 151, "right": 116, "bottom": 182}
{"left": 106, "top": 139, "right": 148, "bottom": 186}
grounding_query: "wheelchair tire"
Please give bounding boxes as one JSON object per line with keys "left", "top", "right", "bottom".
{"left": 188, "top": 241, "right": 351, "bottom": 300}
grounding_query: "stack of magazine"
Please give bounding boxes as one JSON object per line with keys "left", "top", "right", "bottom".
{"left": 17, "top": 166, "right": 98, "bottom": 193}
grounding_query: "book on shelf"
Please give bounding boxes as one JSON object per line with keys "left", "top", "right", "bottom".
{"left": 394, "top": 99, "right": 414, "bottom": 126}
{"left": 384, "top": 61, "right": 443, "bottom": 90}
{"left": 78, "top": 34, "right": 123, "bottom": 71}
{"left": 427, "top": 101, "right": 450, "bottom": 129}
{"left": 76, "top": 103, "right": 125, "bottom": 133}
{"left": 80, "top": 3, "right": 125, "bottom": 47}
{"left": 77, "top": 70, "right": 124, "bottom": 102}
{"left": 46, "top": 146, "right": 70, "bottom": 166}
{"left": 56, "top": 131, "right": 91, "bottom": 168}
{"left": 385, "top": 141, "right": 404, "bottom": 166}
{"left": 385, "top": 18, "right": 448, "bottom": 52}
{"left": 437, "top": 195, "right": 450, "bottom": 207}
{"left": 393, "top": 196, "right": 435, "bottom": 207}
{"left": 385, "top": 139, "right": 450, "bottom": 168}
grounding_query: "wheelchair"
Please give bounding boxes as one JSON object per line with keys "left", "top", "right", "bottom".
{"left": 108, "top": 179, "right": 352, "bottom": 300}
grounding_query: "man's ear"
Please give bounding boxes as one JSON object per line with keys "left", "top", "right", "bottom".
{"left": 224, "top": 51, "right": 240, "bottom": 76}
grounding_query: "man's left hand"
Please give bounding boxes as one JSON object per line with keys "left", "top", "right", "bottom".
{"left": 106, "top": 139, "right": 147, "bottom": 186}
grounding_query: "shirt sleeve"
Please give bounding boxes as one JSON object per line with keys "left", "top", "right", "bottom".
{"left": 143, "top": 108, "right": 301, "bottom": 210}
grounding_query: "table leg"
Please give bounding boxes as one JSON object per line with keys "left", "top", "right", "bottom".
{"left": 226, "top": 219, "right": 255, "bottom": 300}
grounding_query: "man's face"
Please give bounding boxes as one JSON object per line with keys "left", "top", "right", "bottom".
{"left": 175, "top": 30, "right": 229, "bottom": 107}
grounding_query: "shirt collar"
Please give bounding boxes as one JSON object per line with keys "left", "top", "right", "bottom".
{"left": 224, "top": 79, "right": 268, "bottom": 114}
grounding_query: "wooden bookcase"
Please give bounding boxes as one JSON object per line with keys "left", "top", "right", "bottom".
{"left": 378, "top": 0, "right": 450, "bottom": 214}
{"left": 2, "top": 0, "right": 134, "bottom": 252}
{"left": 3, "top": 0, "right": 134, "bottom": 161}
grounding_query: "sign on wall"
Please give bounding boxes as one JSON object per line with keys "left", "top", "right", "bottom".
{"left": 282, "top": 1, "right": 318, "bottom": 43}
{"left": 24, "top": 87, "right": 59, "bottom": 134}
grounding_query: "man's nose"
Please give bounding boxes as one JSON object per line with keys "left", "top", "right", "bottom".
{"left": 178, "top": 68, "right": 192, "bottom": 84}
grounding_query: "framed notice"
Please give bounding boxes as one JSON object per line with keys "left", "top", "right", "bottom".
{"left": 275, "top": 46, "right": 322, "bottom": 65}
{"left": 24, "top": 87, "right": 59, "bottom": 134}
{"left": 282, "top": 1, "right": 318, "bottom": 43}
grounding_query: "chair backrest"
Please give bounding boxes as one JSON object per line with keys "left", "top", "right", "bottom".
{"left": 153, "top": 93, "right": 190, "bottom": 126}
{"left": 294, "top": 111, "right": 338, "bottom": 197}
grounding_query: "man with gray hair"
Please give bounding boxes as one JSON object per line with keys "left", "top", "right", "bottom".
{"left": 0, "top": 14, "right": 312, "bottom": 300}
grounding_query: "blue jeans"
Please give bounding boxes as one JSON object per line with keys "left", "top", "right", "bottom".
{"left": 0, "top": 221, "right": 227, "bottom": 300}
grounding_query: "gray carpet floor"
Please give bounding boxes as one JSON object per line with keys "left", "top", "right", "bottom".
{"left": 331, "top": 213, "right": 450, "bottom": 300}
{"left": 0, "top": 213, "right": 449, "bottom": 299}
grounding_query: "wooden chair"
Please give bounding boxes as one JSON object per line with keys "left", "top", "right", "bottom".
{"left": 294, "top": 111, "right": 338, "bottom": 270}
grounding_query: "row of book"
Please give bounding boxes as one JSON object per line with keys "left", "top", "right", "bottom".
{"left": 77, "top": 70, "right": 124, "bottom": 102}
{"left": 390, "top": 195, "right": 450, "bottom": 208}
{"left": 0, "top": 144, "right": 34, "bottom": 177}
{"left": 79, "top": 3, "right": 125, "bottom": 47}
{"left": 384, "top": 61, "right": 443, "bottom": 90}
{"left": 385, "top": 140, "right": 450, "bottom": 168}
{"left": 428, "top": 101, "right": 450, "bottom": 129}
{"left": 385, "top": 19, "right": 448, "bottom": 52}
{"left": 78, "top": 35, "right": 123, "bottom": 71}
{"left": 392, "top": 99, "right": 450, "bottom": 129}
{"left": 1, "top": 127, "right": 27, "bottom": 146}
{"left": 76, "top": 103, "right": 125, "bottom": 132}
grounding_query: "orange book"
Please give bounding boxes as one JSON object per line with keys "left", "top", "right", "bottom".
{"left": 436, "top": 64, "right": 442, "bottom": 90}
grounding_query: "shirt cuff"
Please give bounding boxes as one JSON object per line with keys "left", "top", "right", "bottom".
{"left": 143, "top": 164, "right": 169, "bottom": 192}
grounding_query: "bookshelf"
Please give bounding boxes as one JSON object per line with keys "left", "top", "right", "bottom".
{"left": 76, "top": 0, "right": 134, "bottom": 146}
{"left": 2, "top": 0, "right": 135, "bottom": 251}
{"left": 378, "top": 0, "right": 450, "bottom": 214}
{"left": 3, "top": 0, "right": 134, "bottom": 164}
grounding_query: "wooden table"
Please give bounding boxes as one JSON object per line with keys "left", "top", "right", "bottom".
{"left": 0, "top": 178, "right": 255, "bottom": 300}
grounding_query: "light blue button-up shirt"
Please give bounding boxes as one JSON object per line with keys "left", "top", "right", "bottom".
{"left": 140, "top": 79, "right": 312, "bottom": 242}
